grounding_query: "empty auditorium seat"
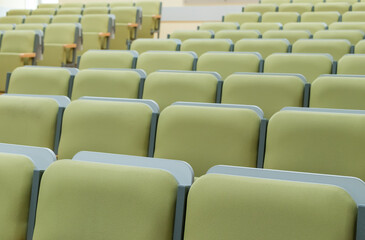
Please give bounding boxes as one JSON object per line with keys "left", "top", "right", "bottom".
{"left": 352, "top": 2, "right": 365, "bottom": 11}
{"left": 7, "top": 9, "right": 32, "bottom": 16}
{"left": 135, "top": 1, "right": 162, "bottom": 38}
{"left": 222, "top": 73, "right": 308, "bottom": 118}
{"left": 84, "top": 2, "right": 109, "bottom": 8}
{"left": 71, "top": 69, "right": 145, "bottom": 100}
{"left": 337, "top": 54, "right": 365, "bottom": 75}
{"left": 283, "top": 22, "right": 328, "bottom": 34}
{"left": 56, "top": 7, "right": 83, "bottom": 15}
{"left": 264, "top": 53, "right": 334, "bottom": 83}
{"left": 0, "top": 24, "right": 15, "bottom": 30}
{"left": 110, "top": 2, "right": 134, "bottom": 7}
{"left": 329, "top": 22, "right": 365, "bottom": 32}
{"left": 244, "top": 4, "right": 279, "bottom": 14}
{"left": 196, "top": 52, "right": 263, "bottom": 79}
{"left": 142, "top": 70, "right": 221, "bottom": 110}
{"left": 168, "top": 30, "right": 214, "bottom": 42}
{"left": 0, "top": 16, "right": 25, "bottom": 24}
{"left": 314, "top": 30, "right": 364, "bottom": 45}
{"left": 263, "top": 30, "right": 312, "bottom": 44}
{"left": 57, "top": 98, "right": 159, "bottom": 159}
{"left": 264, "top": 107, "right": 365, "bottom": 181}
{"left": 314, "top": 2, "right": 350, "bottom": 14}
{"left": 52, "top": 15, "right": 82, "bottom": 23}
{"left": 292, "top": 39, "right": 352, "bottom": 61}
{"left": 215, "top": 30, "right": 261, "bottom": 43}
{"left": 38, "top": 3, "right": 59, "bottom": 8}
{"left": 310, "top": 74, "right": 365, "bottom": 110}
{"left": 31, "top": 8, "right": 57, "bottom": 15}
{"left": 261, "top": 0, "right": 291, "bottom": 4}
{"left": 301, "top": 11, "right": 341, "bottom": 25}
{"left": 136, "top": 51, "right": 197, "bottom": 75}
{"left": 130, "top": 39, "right": 181, "bottom": 54}
{"left": 24, "top": 15, "right": 52, "bottom": 24}
{"left": 342, "top": 11, "right": 365, "bottom": 22}
{"left": 109, "top": 7, "right": 142, "bottom": 50}
{"left": 279, "top": 3, "right": 314, "bottom": 14}
{"left": 154, "top": 102, "right": 265, "bottom": 176}
{"left": 83, "top": 7, "right": 110, "bottom": 15}
{"left": 15, "top": 23, "right": 46, "bottom": 31}
{"left": 7, "top": 66, "right": 77, "bottom": 97}
{"left": 241, "top": 22, "right": 282, "bottom": 34}
{"left": 223, "top": 12, "right": 261, "bottom": 25}
{"left": 180, "top": 39, "right": 233, "bottom": 57}
{"left": 235, "top": 38, "right": 290, "bottom": 59}
{"left": 262, "top": 12, "right": 300, "bottom": 24}
{"left": 292, "top": 0, "right": 323, "bottom": 3}
{"left": 60, "top": 3, "right": 85, "bottom": 8}
{"left": 198, "top": 22, "right": 240, "bottom": 33}
{"left": 78, "top": 50, "right": 138, "bottom": 70}
{"left": 355, "top": 40, "right": 365, "bottom": 53}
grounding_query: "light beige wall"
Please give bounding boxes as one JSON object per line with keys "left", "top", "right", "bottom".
{"left": 0, "top": 0, "right": 26, "bottom": 9}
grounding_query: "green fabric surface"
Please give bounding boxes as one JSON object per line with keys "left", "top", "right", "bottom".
{"left": 52, "top": 15, "right": 81, "bottom": 23}
{"left": 262, "top": 12, "right": 299, "bottom": 24}
{"left": 24, "top": 15, "right": 51, "bottom": 24}
{"left": 0, "top": 54, "right": 29, "bottom": 91}
{"left": 283, "top": 22, "right": 327, "bottom": 34}
{"left": 78, "top": 50, "right": 136, "bottom": 69}
{"left": 131, "top": 39, "right": 179, "bottom": 55}
{"left": 181, "top": 39, "right": 232, "bottom": 57}
{"left": 337, "top": 54, "right": 365, "bottom": 75}
{"left": 314, "top": 2, "right": 350, "bottom": 14}
{"left": 38, "top": 44, "right": 67, "bottom": 67}
{"left": 0, "top": 16, "right": 24, "bottom": 24}
{"left": 170, "top": 30, "right": 213, "bottom": 42}
{"left": 355, "top": 40, "right": 365, "bottom": 53}
{"left": 301, "top": 12, "right": 340, "bottom": 25}
{"left": 329, "top": 22, "right": 365, "bottom": 32}
{"left": 224, "top": 13, "right": 260, "bottom": 25}
{"left": 1, "top": 30, "right": 35, "bottom": 53}
{"left": 342, "top": 11, "right": 365, "bottom": 22}
{"left": 244, "top": 4, "right": 278, "bottom": 14}
{"left": 263, "top": 30, "right": 311, "bottom": 44}
{"left": 235, "top": 39, "right": 288, "bottom": 59}
{"left": 314, "top": 30, "right": 364, "bottom": 45}
{"left": 241, "top": 22, "right": 282, "bottom": 34}
{"left": 215, "top": 30, "right": 260, "bottom": 43}
{"left": 199, "top": 22, "right": 239, "bottom": 33}
{"left": 279, "top": 3, "right": 313, "bottom": 14}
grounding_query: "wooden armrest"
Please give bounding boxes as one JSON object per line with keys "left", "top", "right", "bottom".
{"left": 152, "top": 15, "right": 161, "bottom": 19}
{"left": 63, "top": 43, "right": 77, "bottom": 49}
{"left": 98, "top": 32, "right": 111, "bottom": 37}
{"left": 128, "top": 23, "right": 139, "bottom": 28}
{"left": 20, "top": 53, "right": 36, "bottom": 58}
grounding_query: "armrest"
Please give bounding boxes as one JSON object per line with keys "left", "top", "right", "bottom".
{"left": 63, "top": 43, "right": 77, "bottom": 49}
{"left": 128, "top": 23, "right": 139, "bottom": 28}
{"left": 152, "top": 15, "right": 161, "bottom": 20}
{"left": 20, "top": 53, "right": 36, "bottom": 59}
{"left": 98, "top": 32, "right": 111, "bottom": 37}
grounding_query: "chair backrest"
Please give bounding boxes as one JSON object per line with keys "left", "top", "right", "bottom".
{"left": 198, "top": 22, "right": 239, "bottom": 33}
{"left": 342, "top": 11, "right": 365, "bottom": 22}
{"left": 314, "top": 2, "right": 351, "bottom": 14}
{"left": 80, "top": 14, "right": 114, "bottom": 33}
{"left": 264, "top": 107, "right": 365, "bottom": 181}
{"left": 262, "top": 12, "right": 300, "bottom": 24}
{"left": 43, "top": 23, "right": 80, "bottom": 45}
{"left": 0, "top": 24, "right": 15, "bottom": 30}
{"left": 264, "top": 53, "right": 334, "bottom": 83}
{"left": 301, "top": 11, "right": 341, "bottom": 25}
{"left": 180, "top": 39, "right": 233, "bottom": 57}
{"left": 292, "top": 39, "right": 352, "bottom": 61}
{"left": 154, "top": 102, "right": 264, "bottom": 176}
{"left": 31, "top": 8, "right": 57, "bottom": 15}
{"left": 337, "top": 54, "right": 365, "bottom": 75}
{"left": 235, "top": 38, "right": 290, "bottom": 59}
{"left": 57, "top": 97, "right": 159, "bottom": 159}
{"left": 240, "top": 22, "right": 282, "bottom": 34}
{"left": 110, "top": 1, "right": 134, "bottom": 8}
{"left": 283, "top": 22, "right": 328, "bottom": 34}
{"left": 136, "top": 51, "right": 197, "bottom": 75}
{"left": 263, "top": 30, "right": 312, "bottom": 44}
{"left": 0, "top": 30, "right": 42, "bottom": 54}
{"left": 83, "top": 7, "right": 110, "bottom": 15}
{"left": 355, "top": 40, "right": 365, "bottom": 53}
{"left": 292, "top": 0, "right": 323, "bottom": 3}
{"left": 215, "top": 30, "right": 261, "bottom": 43}
{"left": 56, "top": 8, "right": 83, "bottom": 15}
{"left": 135, "top": 1, "right": 162, "bottom": 15}
{"left": 51, "top": 15, "right": 82, "bottom": 23}
{"left": 110, "top": 6, "right": 141, "bottom": 24}
{"left": 142, "top": 70, "right": 221, "bottom": 110}
{"left": 15, "top": 23, "right": 46, "bottom": 31}
{"left": 244, "top": 3, "right": 279, "bottom": 14}
{"left": 352, "top": 2, "right": 365, "bottom": 11}
{"left": 314, "top": 30, "right": 365, "bottom": 45}
{"left": 24, "top": 15, "right": 52, "bottom": 24}
{"left": 310, "top": 74, "right": 365, "bottom": 110}
{"left": 329, "top": 22, "right": 365, "bottom": 32}
{"left": 84, "top": 2, "right": 109, "bottom": 8}
{"left": 78, "top": 50, "right": 138, "bottom": 70}
{"left": 7, "top": 66, "right": 77, "bottom": 97}
{"left": 223, "top": 12, "right": 261, "bottom": 25}
{"left": 279, "top": 3, "right": 314, "bottom": 14}
{"left": 7, "top": 9, "right": 32, "bottom": 16}
{"left": 196, "top": 51, "right": 263, "bottom": 79}
{"left": 222, "top": 73, "right": 307, "bottom": 118}
{"left": 38, "top": 3, "right": 59, "bottom": 8}
{"left": 71, "top": 68, "right": 146, "bottom": 100}
{"left": 0, "top": 16, "right": 25, "bottom": 24}
{"left": 169, "top": 30, "right": 213, "bottom": 42}
{"left": 60, "top": 3, "right": 85, "bottom": 8}
{"left": 130, "top": 39, "right": 181, "bottom": 54}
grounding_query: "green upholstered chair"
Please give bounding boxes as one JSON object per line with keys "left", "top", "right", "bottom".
{"left": 15, "top": 23, "right": 46, "bottom": 31}
{"left": 264, "top": 107, "right": 365, "bottom": 181}
{"left": 261, "top": 0, "right": 291, "bottom": 4}
{"left": 38, "top": 3, "right": 59, "bottom": 8}
{"left": 215, "top": 30, "right": 261, "bottom": 43}
{"left": 71, "top": 69, "right": 145, "bottom": 100}
{"left": 235, "top": 38, "right": 290, "bottom": 59}
{"left": 142, "top": 70, "right": 221, "bottom": 110}
{"left": 83, "top": 7, "right": 110, "bottom": 15}
{"left": 7, "top": 66, "right": 78, "bottom": 97}
{"left": 262, "top": 12, "right": 300, "bottom": 24}
{"left": 184, "top": 165, "right": 364, "bottom": 240}
{"left": 30, "top": 152, "right": 193, "bottom": 240}
{"left": 310, "top": 74, "right": 365, "bottom": 110}
{"left": 180, "top": 39, "right": 233, "bottom": 57}
{"left": 109, "top": 7, "right": 142, "bottom": 50}
{"left": 301, "top": 11, "right": 341, "bottom": 25}
{"left": 57, "top": 97, "right": 159, "bottom": 159}
{"left": 56, "top": 8, "right": 83, "bottom": 15}
{"left": 0, "top": 30, "right": 43, "bottom": 91}
{"left": 355, "top": 40, "right": 365, "bottom": 53}
{"left": 110, "top": 1, "right": 134, "bottom": 8}
{"left": 7, "top": 9, "right": 32, "bottom": 16}
{"left": 154, "top": 102, "right": 265, "bottom": 176}
{"left": 240, "top": 22, "right": 282, "bottom": 34}
{"left": 222, "top": 73, "right": 308, "bottom": 118}
{"left": 168, "top": 30, "right": 214, "bottom": 42}
{"left": 279, "top": 3, "right": 314, "bottom": 14}
{"left": 326, "top": 0, "right": 357, "bottom": 3}
{"left": 79, "top": 14, "right": 115, "bottom": 55}
{"left": 243, "top": 4, "right": 279, "bottom": 14}
{"left": 223, "top": 12, "right": 261, "bottom": 25}
{"left": 329, "top": 22, "right": 365, "bottom": 32}
{"left": 84, "top": 2, "right": 109, "bottom": 8}
{"left": 314, "top": 2, "right": 351, "bottom": 14}
{"left": 342, "top": 11, "right": 365, "bottom": 22}
{"left": 337, "top": 54, "right": 365, "bottom": 75}
{"left": 52, "top": 15, "right": 82, "bottom": 23}
{"left": 24, "top": 15, "right": 52, "bottom": 24}
{"left": 292, "top": 0, "right": 323, "bottom": 3}
{"left": 37, "top": 23, "right": 82, "bottom": 67}
{"left": 0, "top": 16, "right": 25, "bottom": 24}
{"left": 31, "top": 8, "right": 57, "bottom": 15}
{"left": 77, "top": 50, "right": 138, "bottom": 70}
{"left": 135, "top": 1, "right": 162, "bottom": 38}
{"left": 196, "top": 52, "right": 263, "bottom": 80}
{"left": 314, "top": 30, "right": 364, "bottom": 45}
{"left": 263, "top": 30, "right": 312, "bottom": 44}
{"left": 0, "top": 24, "right": 15, "bottom": 30}
{"left": 283, "top": 22, "right": 328, "bottom": 34}
{"left": 136, "top": 51, "right": 197, "bottom": 75}
{"left": 60, "top": 3, "right": 85, "bottom": 8}
{"left": 264, "top": 53, "right": 334, "bottom": 83}
{"left": 130, "top": 39, "right": 181, "bottom": 55}
{"left": 352, "top": 2, "right": 365, "bottom": 11}
{"left": 292, "top": 39, "right": 353, "bottom": 61}
{"left": 198, "top": 22, "right": 240, "bottom": 33}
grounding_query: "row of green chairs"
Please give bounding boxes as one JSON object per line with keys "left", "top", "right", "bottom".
{"left": 251, "top": 2, "right": 364, "bottom": 12}
{"left": 3, "top": 147, "right": 364, "bottom": 240}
